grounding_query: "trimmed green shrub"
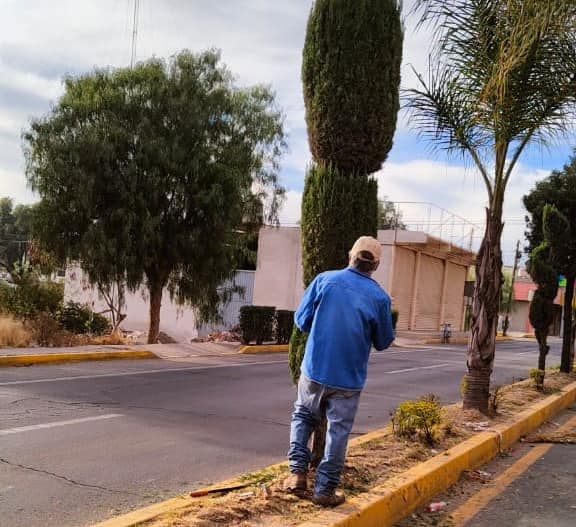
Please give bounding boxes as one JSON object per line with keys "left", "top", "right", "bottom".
{"left": 239, "top": 305, "right": 275, "bottom": 345}
{"left": 288, "top": 326, "right": 308, "bottom": 385}
{"left": 58, "top": 302, "right": 110, "bottom": 335}
{"left": 275, "top": 309, "right": 295, "bottom": 345}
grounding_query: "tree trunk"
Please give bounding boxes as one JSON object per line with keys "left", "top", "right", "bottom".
{"left": 310, "top": 415, "right": 327, "bottom": 468}
{"left": 148, "top": 281, "right": 163, "bottom": 344}
{"left": 560, "top": 273, "right": 574, "bottom": 373}
{"left": 536, "top": 327, "right": 549, "bottom": 372}
{"left": 463, "top": 210, "right": 504, "bottom": 413}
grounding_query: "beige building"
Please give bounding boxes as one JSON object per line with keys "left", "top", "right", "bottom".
{"left": 253, "top": 227, "right": 475, "bottom": 331}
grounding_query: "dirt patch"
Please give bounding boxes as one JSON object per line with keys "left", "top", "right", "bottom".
{"left": 140, "top": 372, "right": 575, "bottom": 527}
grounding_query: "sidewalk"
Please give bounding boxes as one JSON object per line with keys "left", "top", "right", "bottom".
{"left": 0, "top": 330, "right": 537, "bottom": 365}
{"left": 0, "top": 341, "right": 244, "bottom": 366}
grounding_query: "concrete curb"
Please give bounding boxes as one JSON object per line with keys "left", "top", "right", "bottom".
{"left": 0, "top": 349, "right": 157, "bottom": 367}
{"left": 89, "top": 380, "right": 576, "bottom": 527}
{"left": 238, "top": 344, "right": 288, "bottom": 354}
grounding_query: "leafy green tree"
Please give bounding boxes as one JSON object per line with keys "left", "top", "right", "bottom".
{"left": 378, "top": 197, "right": 405, "bottom": 231}
{"left": 408, "top": 0, "right": 576, "bottom": 413}
{"left": 24, "top": 50, "right": 285, "bottom": 344}
{"left": 0, "top": 198, "right": 34, "bottom": 272}
{"left": 524, "top": 160, "right": 576, "bottom": 373}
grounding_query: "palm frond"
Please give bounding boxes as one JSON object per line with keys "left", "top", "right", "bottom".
{"left": 409, "top": 0, "right": 576, "bottom": 188}
{"left": 405, "top": 62, "right": 493, "bottom": 194}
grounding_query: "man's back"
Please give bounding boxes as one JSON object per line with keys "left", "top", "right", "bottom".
{"left": 295, "top": 267, "right": 394, "bottom": 390}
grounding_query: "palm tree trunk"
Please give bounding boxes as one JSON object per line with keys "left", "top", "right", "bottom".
{"left": 148, "top": 281, "right": 163, "bottom": 344}
{"left": 560, "top": 273, "right": 575, "bottom": 373}
{"left": 463, "top": 210, "right": 504, "bottom": 413}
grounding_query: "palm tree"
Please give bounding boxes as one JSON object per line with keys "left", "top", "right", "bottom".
{"left": 407, "top": 0, "right": 576, "bottom": 412}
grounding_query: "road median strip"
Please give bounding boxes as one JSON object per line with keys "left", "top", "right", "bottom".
{"left": 89, "top": 379, "right": 576, "bottom": 527}
{"left": 0, "top": 349, "right": 157, "bottom": 366}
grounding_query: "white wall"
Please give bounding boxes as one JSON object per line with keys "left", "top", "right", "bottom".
{"left": 252, "top": 227, "right": 304, "bottom": 310}
{"left": 65, "top": 265, "right": 198, "bottom": 342}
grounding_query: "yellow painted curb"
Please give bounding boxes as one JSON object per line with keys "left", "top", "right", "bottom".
{"left": 88, "top": 381, "right": 576, "bottom": 527}
{"left": 238, "top": 344, "right": 288, "bottom": 354}
{"left": 0, "top": 349, "right": 157, "bottom": 367}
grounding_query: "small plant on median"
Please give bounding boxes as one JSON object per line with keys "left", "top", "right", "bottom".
{"left": 488, "top": 385, "right": 503, "bottom": 416}
{"left": 391, "top": 394, "right": 443, "bottom": 445}
{"left": 530, "top": 368, "right": 546, "bottom": 391}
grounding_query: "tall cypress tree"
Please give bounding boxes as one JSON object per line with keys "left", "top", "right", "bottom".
{"left": 289, "top": 0, "right": 403, "bottom": 461}
{"left": 300, "top": 0, "right": 403, "bottom": 284}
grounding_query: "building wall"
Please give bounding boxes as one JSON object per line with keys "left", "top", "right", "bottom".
{"left": 508, "top": 302, "right": 530, "bottom": 334}
{"left": 414, "top": 254, "right": 444, "bottom": 330}
{"left": 444, "top": 263, "right": 467, "bottom": 328}
{"left": 252, "top": 227, "right": 303, "bottom": 310}
{"left": 391, "top": 247, "right": 416, "bottom": 330}
{"left": 253, "top": 227, "right": 470, "bottom": 332}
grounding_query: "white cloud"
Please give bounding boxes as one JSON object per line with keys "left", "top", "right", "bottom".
{"left": 279, "top": 190, "right": 302, "bottom": 225}
{"left": 0, "top": 167, "right": 36, "bottom": 203}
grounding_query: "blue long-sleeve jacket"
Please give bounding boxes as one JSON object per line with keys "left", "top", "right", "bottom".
{"left": 295, "top": 267, "right": 394, "bottom": 390}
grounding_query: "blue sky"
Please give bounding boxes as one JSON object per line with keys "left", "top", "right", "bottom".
{"left": 0, "top": 0, "right": 574, "bottom": 265}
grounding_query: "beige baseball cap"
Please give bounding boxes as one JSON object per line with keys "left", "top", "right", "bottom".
{"left": 349, "top": 236, "right": 381, "bottom": 262}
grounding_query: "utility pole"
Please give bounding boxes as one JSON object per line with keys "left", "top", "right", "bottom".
{"left": 503, "top": 240, "right": 521, "bottom": 336}
{"left": 130, "top": 0, "right": 140, "bottom": 68}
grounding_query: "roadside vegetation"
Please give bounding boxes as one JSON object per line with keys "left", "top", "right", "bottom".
{"left": 0, "top": 263, "right": 116, "bottom": 348}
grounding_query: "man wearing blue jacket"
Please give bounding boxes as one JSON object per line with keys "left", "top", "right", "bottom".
{"left": 286, "top": 236, "right": 394, "bottom": 507}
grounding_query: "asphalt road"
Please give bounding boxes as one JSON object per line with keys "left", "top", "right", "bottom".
{"left": 0, "top": 339, "right": 562, "bottom": 527}
{"left": 467, "top": 422, "right": 576, "bottom": 527}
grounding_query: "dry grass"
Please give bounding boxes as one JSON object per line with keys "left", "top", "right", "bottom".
{"left": 0, "top": 315, "right": 32, "bottom": 347}
{"left": 90, "top": 332, "right": 127, "bottom": 345}
{"left": 138, "top": 371, "right": 575, "bottom": 527}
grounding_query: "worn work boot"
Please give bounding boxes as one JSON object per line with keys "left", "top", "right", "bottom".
{"left": 312, "top": 491, "right": 346, "bottom": 507}
{"left": 283, "top": 471, "right": 308, "bottom": 497}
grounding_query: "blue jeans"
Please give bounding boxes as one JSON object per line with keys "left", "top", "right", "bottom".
{"left": 288, "top": 375, "right": 361, "bottom": 496}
